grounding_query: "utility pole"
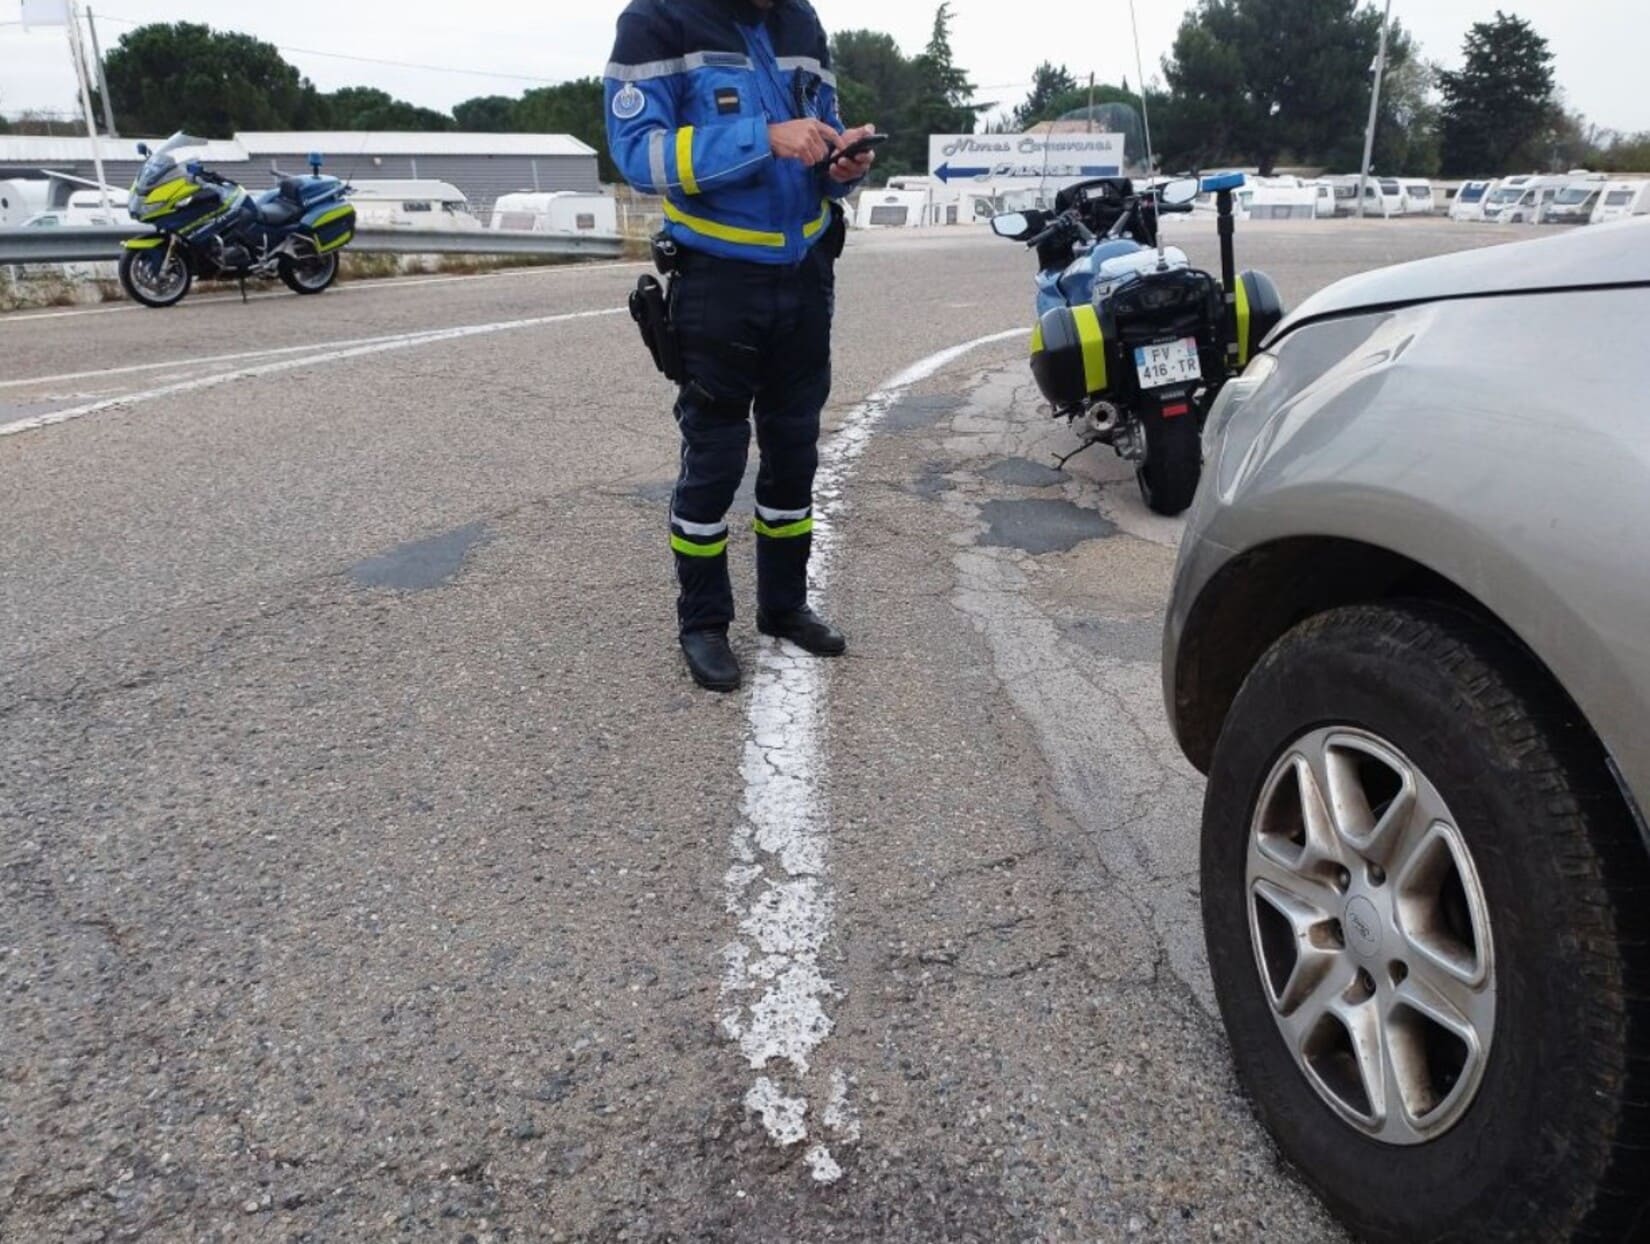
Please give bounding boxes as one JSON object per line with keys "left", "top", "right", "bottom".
{"left": 86, "top": 6, "right": 118, "bottom": 138}
{"left": 1357, "top": 0, "right": 1393, "bottom": 219}
{"left": 1087, "top": 73, "right": 1095, "bottom": 133}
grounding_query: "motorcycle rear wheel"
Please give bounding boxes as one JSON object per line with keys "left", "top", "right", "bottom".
{"left": 1136, "top": 411, "right": 1202, "bottom": 516}
{"left": 279, "top": 245, "right": 339, "bottom": 295}
{"left": 118, "top": 247, "right": 192, "bottom": 309}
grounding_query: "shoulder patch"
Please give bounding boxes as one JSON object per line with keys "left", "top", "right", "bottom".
{"left": 612, "top": 84, "right": 646, "bottom": 121}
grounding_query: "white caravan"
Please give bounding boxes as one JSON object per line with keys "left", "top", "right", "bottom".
{"left": 490, "top": 191, "right": 617, "bottom": 236}
{"left": 349, "top": 180, "right": 482, "bottom": 231}
{"left": 1448, "top": 179, "right": 1495, "bottom": 221}
{"left": 1402, "top": 179, "right": 1436, "bottom": 214}
{"left": 1590, "top": 180, "right": 1650, "bottom": 224}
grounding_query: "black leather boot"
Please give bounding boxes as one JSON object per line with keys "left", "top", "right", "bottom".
{"left": 756, "top": 606, "right": 847, "bottom": 657}
{"left": 680, "top": 629, "right": 741, "bottom": 692}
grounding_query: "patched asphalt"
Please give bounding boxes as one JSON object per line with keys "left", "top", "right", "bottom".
{"left": 0, "top": 218, "right": 1526, "bottom": 1241}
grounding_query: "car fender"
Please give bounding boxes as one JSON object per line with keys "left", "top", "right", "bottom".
{"left": 1181, "top": 290, "right": 1650, "bottom": 804}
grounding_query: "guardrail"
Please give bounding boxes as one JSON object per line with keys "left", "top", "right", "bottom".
{"left": 0, "top": 226, "right": 625, "bottom": 266}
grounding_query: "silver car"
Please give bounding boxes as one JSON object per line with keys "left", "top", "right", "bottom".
{"left": 1165, "top": 220, "right": 1650, "bottom": 1242}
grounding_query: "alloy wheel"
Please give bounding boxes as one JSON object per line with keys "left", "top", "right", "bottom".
{"left": 1245, "top": 727, "right": 1496, "bottom": 1144}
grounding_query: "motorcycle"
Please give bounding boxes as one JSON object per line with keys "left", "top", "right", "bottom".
{"left": 991, "top": 173, "right": 1284, "bottom": 515}
{"left": 119, "top": 131, "right": 358, "bottom": 309}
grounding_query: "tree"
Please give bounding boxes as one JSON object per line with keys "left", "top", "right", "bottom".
{"left": 1013, "top": 63, "right": 1079, "bottom": 131}
{"left": 831, "top": 30, "right": 921, "bottom": 175}
{"left": 907, "top": 3, "right": 983, "bottom": 155}
{"left": 1160, "top": 0, "right": 1407, "bottom": 175}
{"left": 100, "top": 22, "right": 328, "bottom": 137}
{"left": 323, "top": 86, "right": 452, "bottom": 131}
{"left": 1438, "top": 12, "right": 1556, "bottom": 176}
{"left": 453, "top": 95, "right": 519, "bottom": 132}
{"left": 513, "top": 79, "right": 613, "bottom": 180}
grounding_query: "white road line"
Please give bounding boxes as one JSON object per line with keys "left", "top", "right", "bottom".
{"left": 1, "top": 325, "right": 512, "bottom": 389}
{"left": 0, "top": 307, "right": 625, "bottom": 438}
{"left": 0, "top": 261, "right": 648, "bottom": 326}
{"left": 718, "top": 327, "right": 1022, "bottom": 1182}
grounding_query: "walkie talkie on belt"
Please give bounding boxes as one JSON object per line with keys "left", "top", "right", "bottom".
{"left": 629, "top": 233, "right": 685, "bottom": 383}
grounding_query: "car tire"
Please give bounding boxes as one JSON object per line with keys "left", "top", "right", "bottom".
{"left": 1135, "top": 411, "right": 1201, "bottom": 516}
{"left": 1203, "top": 602, "right": 1650, "bottom": 1242}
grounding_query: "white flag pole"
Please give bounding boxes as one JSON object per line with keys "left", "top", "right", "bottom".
{"left": 65, "top": 1, "right": 114, "bottom": 217}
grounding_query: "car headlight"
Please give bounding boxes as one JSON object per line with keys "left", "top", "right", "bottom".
{"left": 1203, "top": 352, "right": 1278, "bottom": 461}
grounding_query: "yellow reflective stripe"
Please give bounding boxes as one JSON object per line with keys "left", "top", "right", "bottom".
{"left": 1030, "top": 322, "right": 1044, "bottom": 355}
{"left": 145, "top": 179, "right": 197, "bottom": 207}
{"left": 662, "top": 198, "right": 785, "bottom": 248}
{"left": 1072, "top": 304, "right": 1108, "bottom": 393}
{"left": 315, "top": 230, "right": 354, "bottom": 253}
{"left": 752, "top": 516, "right": 815, "bottom": 540}
{"left": 1234, "top": 273, "right": 1253, "bottom": 367}
{"left": 122, "top": 236, "right": 165, "bottom": 249}
{"left": 802, "top": 200, "right": 831, "bottom": 238}
{"left": 312, "top": 205, "right": 353, "bottom": 228}
{"left": 671, "top": 534, "right": 728, "bottom": 558}
{"left": 677, "top": 126, "right": 699, "bottom": 196}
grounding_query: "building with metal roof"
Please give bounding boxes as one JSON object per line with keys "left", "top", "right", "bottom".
{"left": 0, "top": 131, "right": 601, "bottom": 216}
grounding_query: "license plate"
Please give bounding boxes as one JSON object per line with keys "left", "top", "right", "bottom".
{"left": 1134, "top": 338, "right": 1202, "bottom": 389}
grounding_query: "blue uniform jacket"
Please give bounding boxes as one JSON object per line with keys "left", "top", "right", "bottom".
{"left": 604, "top": 0, "right": 858, "bottom": 265}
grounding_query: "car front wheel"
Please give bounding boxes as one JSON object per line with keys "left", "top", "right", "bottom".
{"left": 1203, "top": 603, "right": 1650, "bottom": 1242}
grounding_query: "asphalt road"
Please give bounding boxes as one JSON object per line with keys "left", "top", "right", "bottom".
{"left": 2, "top": 216, "right": 1525, "bottom": 1242}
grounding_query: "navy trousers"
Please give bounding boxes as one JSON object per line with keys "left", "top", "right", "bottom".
{"left": 668, "top": 243, "right": 835, "bottom": 634}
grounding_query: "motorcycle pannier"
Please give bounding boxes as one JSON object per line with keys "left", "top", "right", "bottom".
{"left": 304, "top": 202, "right": 357, "bottom": 254}
{"left": 1030, "top": 303, "right": 1109, "bottom": 411}
{"left": 1235, "top": 270, "right": 1285, "bottom": 367}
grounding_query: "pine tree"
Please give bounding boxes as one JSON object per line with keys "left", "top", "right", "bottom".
{"left": 1439, "top": 11, "right": 1556, "bottom": 176}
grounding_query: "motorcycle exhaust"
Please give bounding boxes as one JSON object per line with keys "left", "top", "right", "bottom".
{"left": 1082, "top": 401, "right": 1120, "bottom": 442}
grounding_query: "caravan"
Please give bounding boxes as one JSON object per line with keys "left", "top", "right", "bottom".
{"left": 1448, "top": 179, "right": 1495, "bottom": 221}
{"left": 348, "top": 180, "right": 482, "bottom": 231}
{"left": 1590, "top": 179, "right": 1650, "bottom": 224}
{"left": 1402, "top": 179, "right": 1437, "bottom": 214}
{"left": 489, "top": 191, "right": 617, "bottom": 236}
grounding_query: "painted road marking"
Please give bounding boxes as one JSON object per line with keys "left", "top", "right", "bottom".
{"left": 718, "top": 328, "right": 1022, "bottom": 1182}
{"left": 0, "top": 261, "right": 649, "bottom": 326}
{"left": 0, "top": 308, "right": 625, "bottom": 438}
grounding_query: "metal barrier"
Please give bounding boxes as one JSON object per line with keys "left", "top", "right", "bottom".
{"left": 0, "top": 226, "right": 625, "bottom": 266}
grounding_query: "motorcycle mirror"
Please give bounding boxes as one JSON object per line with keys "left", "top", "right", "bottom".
{"left": 136, "top": 142, "right": 151, "bottom": 157}
{"left": 992, "top": 212, "right": 1032, "bottom": 240}
{"left": 1160, "top": 177, "right": 1200, "bottom": 207}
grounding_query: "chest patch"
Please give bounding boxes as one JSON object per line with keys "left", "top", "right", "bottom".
{"left": 611, "top": 84, "right": 645, "bottom": 121}
{"left": 715, "top": 87, "right": 742, "bottom": 116}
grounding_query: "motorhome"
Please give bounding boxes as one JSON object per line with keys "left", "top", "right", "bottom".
{"left": 1590, "top": 179, "right": 1650, "bottom": 224}
{"left": 1490, "top": 174, "right": 1597, "bottom": 224}
{"left": 348, "top": 180, "right": 482, "bottom": 231}
{"left": 1540, "top": 179, "right": 1606, "bottom": 225}
{"left": 489, "top": 191, "right": 617, "bottom": 236}
{"left": 59, "top": 189, "right": 121, "bottom": 226}
{"left": 1447, "top": 179, "right": 1495, "bottom": 221}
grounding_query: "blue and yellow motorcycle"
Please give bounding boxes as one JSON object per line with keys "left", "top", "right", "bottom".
{"left": 119, "top": 131, "right": 357, "bottom": 309}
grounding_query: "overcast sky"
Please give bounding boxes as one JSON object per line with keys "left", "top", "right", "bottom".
{"left": 3, "top": 0, "right": 1647, "bottom": 135}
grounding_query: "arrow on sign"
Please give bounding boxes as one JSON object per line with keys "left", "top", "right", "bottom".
{"left": 934, "top": 162, "right": 991, "bottom": 184}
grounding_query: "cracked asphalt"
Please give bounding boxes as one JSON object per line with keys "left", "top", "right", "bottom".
{"left": 1, "top": 218, "right": 1523, "bottom": 1241}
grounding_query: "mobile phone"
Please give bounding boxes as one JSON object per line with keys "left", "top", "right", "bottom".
{"left": 817, "top": 132, "right": 888, "bottom": 173}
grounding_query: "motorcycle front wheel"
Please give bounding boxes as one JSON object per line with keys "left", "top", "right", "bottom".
{"left": 278, "top": 243, "right": 339, "bottom": 295}
{"left": 118, "top": 247, "right": 192, "bottom": 309}
{"left": 1136, "top": 411, "right": 1202, "bottom": 516}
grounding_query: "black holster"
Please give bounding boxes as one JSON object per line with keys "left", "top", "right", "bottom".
{"left": 629, "top": 232, "right": 686, "bottom": 383}
{"left": 629, "top": 274, "right": 683, "bottom": 383}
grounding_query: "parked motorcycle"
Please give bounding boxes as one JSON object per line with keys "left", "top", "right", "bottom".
{"left": 119, "top": 132, "right": 357, "bottom": 309}
{"left": 992, "top": 174, "right": 1284, "bottom": 515}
